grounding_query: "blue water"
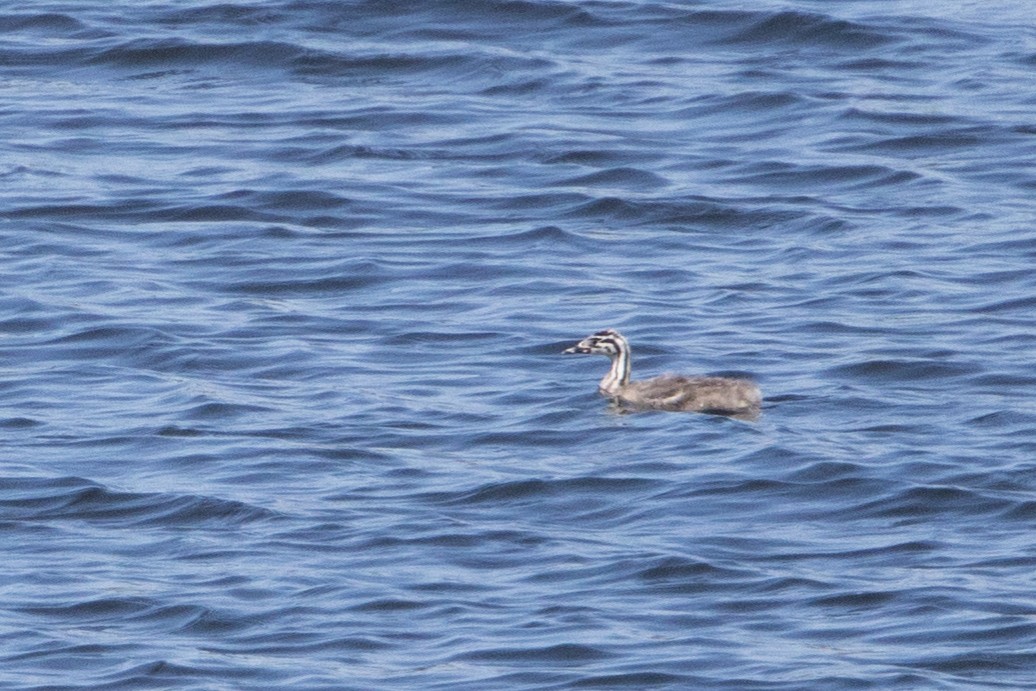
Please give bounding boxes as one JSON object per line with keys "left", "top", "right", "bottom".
{"left": 3, "top": 1, "right": 1036, "bottom": 688}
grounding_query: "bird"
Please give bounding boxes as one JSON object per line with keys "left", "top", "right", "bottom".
{"left": 563, "top": 329, "right": 761, "bottom": 417}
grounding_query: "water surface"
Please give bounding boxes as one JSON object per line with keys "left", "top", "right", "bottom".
{"left": 2, "top": 1, "right": 1036, "bottom": 688}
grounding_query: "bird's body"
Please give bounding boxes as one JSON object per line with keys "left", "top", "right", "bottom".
{"left": 563, "top": 329, "right": 761, "bottom": 417}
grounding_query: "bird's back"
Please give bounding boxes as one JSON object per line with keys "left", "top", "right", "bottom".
{"left": 617, "top": 375, "right": 761, "bottom": 414}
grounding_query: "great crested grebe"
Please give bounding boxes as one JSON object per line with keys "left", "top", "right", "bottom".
{"left": 563, "top": 329, "right": 761, "bottom": 417}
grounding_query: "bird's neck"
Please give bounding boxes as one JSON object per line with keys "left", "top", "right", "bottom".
{"left": 599, "top": 346, "right": 630, "bottom": 396}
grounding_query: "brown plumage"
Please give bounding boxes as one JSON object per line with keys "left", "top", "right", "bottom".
{"left": 563, "top": 329, "right": 761, "bottom": 417}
